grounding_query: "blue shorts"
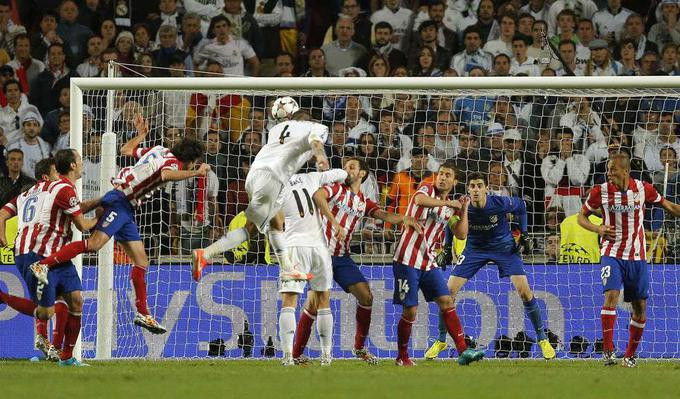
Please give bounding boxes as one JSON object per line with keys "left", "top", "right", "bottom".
{"left": 392, "top": 262, "right": 449, "bottom": 307}
{"left": 452, "top": 248, "right": 525, "bottom": 279}
{"left": 15, "top": 252, "right": 82, "bottom": 308}
{"left": 332, "top": 255, "right": 367, "bottom": 292}
{"left": 600, "top": 256, "right": 649, "bottom": 302}
{"left": 95, "top": 190, "right": 142, "bottom": 242}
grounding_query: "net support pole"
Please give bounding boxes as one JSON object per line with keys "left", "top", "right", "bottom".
{"left": 69, "top": 80, "right": 84, "bottom": 361}
{"left": 95, "top": 61, "right": 117, "bottom": 360}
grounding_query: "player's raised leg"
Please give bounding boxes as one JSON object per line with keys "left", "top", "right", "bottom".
{"left": 510, "top": 274, "right": 555, "bottom": 360}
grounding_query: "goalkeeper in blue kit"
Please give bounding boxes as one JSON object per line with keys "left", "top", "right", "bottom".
{"left": 426, "top": 172, "right": 556, "bottom": 360}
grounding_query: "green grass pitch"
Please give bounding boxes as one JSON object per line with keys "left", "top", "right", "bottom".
{"left": 2, "top": 359, "right": 680, "bottom": 399}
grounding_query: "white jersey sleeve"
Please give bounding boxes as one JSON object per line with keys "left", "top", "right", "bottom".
{"left": 251, "top": 120, "right": 329, "bottom": 183}
{"left": 284, "top": 169, "right": 346, "bottom": 247}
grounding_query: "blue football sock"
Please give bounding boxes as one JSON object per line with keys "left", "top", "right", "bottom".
{"left": 437, "top": 312, "right": 447, "bottom": 342}
{"left": 524, "top": 297, "right": 547, "bottom": 341}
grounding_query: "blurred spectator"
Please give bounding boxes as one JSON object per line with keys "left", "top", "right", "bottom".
{"left": 545, "top": 206, "right": 566, "bottom": 232}
{"left": 473, "top": 0, "right": 499, "bottom": 43}
{"left": 99, "top": 47, "right": 118, "bottom": 76}
{"left": 649, "top": 1, "right": 680, "bottom": 49}
{"left": 367, "top": 53, "right": 389, "bottom": 77}
{"left": 0, "top": 0, "right": 26, "bottom": 56}
{"left": 483, "top": 14, "right": 515, "bottom": 57}
{"left": 135, "top": 53, "right": 156, "bottom": 77}
{"left": 325, "top": 120, "right": 351, "bottom": 169}
{"left": 0, "top": 148, "right": 35, "bottom": 205}
{"left": 151, "top": 25, "right": 193, "bottom": 76}
{"left": 301, "top": 47, "right": 330, "bottom": 77}
{"left": 0, "top": 78, "right": 38, "bottom": 144}
{"left": 619, "top": 13, "right": 658, "bottom": 59}
{"left": 527, "top": 19, "right": 561, "bottom": 72}
{"left": 424, "top": 1, "right": 459, "bottom": 53}
{"left": 205, "top": 129, "right": 229, "bottom": 183}
{"left": 355, "top": 132, "right": 382, "bottom": 202}
{"left": 576, "top": 18, "right": 596, "bottom": 50}
{"left": 387, "top": 147, "right": 435, "bottom": 217}
{"left": 433, "top": 109, "right": 458, "bottom": 163}
{"left": 404, "top": 122, "right": 440, "bottom": 173}
{"left": 510, "top": 34, "right": 539, "bottom": 76}
{"left": 30, "top": 43, "right": 78, "bottom": 116}
{"left": 146, "top": 0, "right": 183, "bottom": 38}
{"left": 7, "top": 111, "right": 51, "bottom": 178}
{"left": 408, "top": 20, "right": 450, "bottom": 72}
{"left": 559, "top": 97, "right": 604, "bottom": 152}
{"left": 30, "top": 10, "right": 61, "bottom": 63}
{"left": 8, "top": 34, "right": 45, "bottom": 92}
{"left": 502, "top": 128, "right": 524, "bottom": 196}
{"left": 452, "top": 84, "right": 494, "bottom": 132}
{"left": 376, "top": 108, "right": 411, "bottom": 171}
{"left": 541, "top": 127, "right": 590, "bottom": 216}
{"left": 52, "top": 109, "right": 69, "bottom": 151}
{"left": 370, "top": 0, "right": 411, "bottom": 52}
{"left": 550, "top": 8, "right": 578, "bottom": 48}
{"left": 81, "top": 131, "right": 101, "bottom": 201}
{"left": 520, "top": 0, "right": 553, "bottom": 35}
{"left": 524, "top": 128, "right": 551, "bottom": 227}
{"left": 411, "top": 46, "right": 443, "bottom": 77}
{"left": 652, "top": 147, "right": 680, "bottom": 189}
{"left": 632, "top": 109, "right": 660, "bottom": 159}
{"left": 555, "top": 39, "right": 584, "bottom": 75}
{"left": 227, "top": 129, "right": 261, "bottom": 180}
{"left": 193, "top": 15, "right": 259, "bottom": 76}
{"left": 78, "top": 0, "right": 106, "bottom": 33}
{"left": 76, "top": 34, "right": 102, "bottom": 77}
{"left": 56, "top": 0, "right": 93, "bottom": 62}
{"left": 618, "top": 37, "right": 641, "bottom": 75}
{"left": 479, "top": 122, "right": 505, "bottom": 164}
{"left": 178, "top": 13, "right": 203, "bottom": 55}
{"left": 659, "top": 43, "right": 680, "bottom": 75}
{"left": 273, "top": 52, "right": 295, "bottom": 77}
{"left": 98, "top": 18, "right": 117, "bottom": 50}
{"left": 545, "top": 232, "right": 559, "bottom": 262}
{"left": 492, "top": 53, "right": 511, "bottom": 76}
{"left": 639, "top": 50, "right": 660, "bottom": 76}
{"left": 324, "top": 0, "right": 371, "bottom": 50}
{"left": 548, "top": 0, "right": 597, "bottom": 25}
{"left": 454, "top": 128, "right": 482, "bottom": 175}
{"left": 225, "top": 156, "right": 251, "bottom": 223}
{"left": 321, "top": 15, "right": 366, "bottom": 76}
{"left": 644, "top": 112, "right": 680, "bottom": 171}
{"left": 344, "top": 94, "right": 374, "bottom": 146}
{"left": 40, "top": 83, "right": 68, "bottom": 145}
{"left": 487, "top": 161, "right": 511, "bottom": 196}
{"left": 358, "top": 22, "right": 406, "bottom": 72}
{"left": 132, "top": 23, "right": 153, "bottom": 56}
{"left": 584, "top": 39, "right": 622, "bottom": 76}
{"left": 517, "top": 13, "right": 535, "bottom": 37}
{"left": 115, "top": 31, "right": 135, "bottom": 68}
{"left": 221, "top": 0, "right": 263, "bottom": 58}
{"left": 450, "top": 26, "right": 492, "bottom": 76}
{"left": 592, "top": 0, "right": 632, "bottom": 45}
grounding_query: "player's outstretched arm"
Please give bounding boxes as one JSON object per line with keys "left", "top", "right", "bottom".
{"left": 313, "top": 187, "right": 345, "bottom": 241}
{"left": 660, "top": 199, "right": 680, "bottom": 218}
{"left": 372, "top": 209, "right": 423, "bottom": 234}
{"left": 71, "top": 214, "right": 99, "bottom": 232}
{"left": 414, "top": 194, "right": 460, "bottom": 209}
{"left": 161, "top": 163, "right": 211, "bottom": 182}
{"left": 120, "top": 113, "right": 150, "bottom": 157}
{"left": 311, "top": 140, "right": 329, "bottom": 171}
{"left": 80, "top": 196, "right": 103, "bottom": 214}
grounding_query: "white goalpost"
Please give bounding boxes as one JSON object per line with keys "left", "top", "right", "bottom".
{"left": 69, "top": 76, "right": 680, "bottom": 361}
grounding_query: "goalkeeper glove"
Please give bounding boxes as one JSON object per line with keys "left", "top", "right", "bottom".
{"left": 436, "top": 245, "right": 453, "bottom": 271}
{"left": 517, "top": 232, "right": 534, "bottom": 254}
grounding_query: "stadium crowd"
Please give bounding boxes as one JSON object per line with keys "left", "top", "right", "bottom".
{"left": 0, "top": 0, "right": 679, "bottom": 261}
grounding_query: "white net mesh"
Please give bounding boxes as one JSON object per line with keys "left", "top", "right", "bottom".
{"left": 77, "top": 79, "right": 680, "bottom": 360}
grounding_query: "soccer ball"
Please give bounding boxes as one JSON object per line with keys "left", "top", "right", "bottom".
{"left": 271, "top": 96, "right": 300, "bottom": 120}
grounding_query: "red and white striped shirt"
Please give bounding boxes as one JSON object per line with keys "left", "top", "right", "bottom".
{"left": 2, "top": 177, "right": 81, "bottom": 257}
{"left": 393, "top": 184, "right": 455, "bottom": 270}
{"left": 321, "top": 182, "right": 379, "bottom": 256}
{"left": 113, "top": 145, "right": 182, "bottom": 205}
{"left": 583, "top": 177, "right": 663, "bottom": 261}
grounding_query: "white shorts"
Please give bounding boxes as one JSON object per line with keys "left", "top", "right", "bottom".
{"left": 279, "top": 246, "right": 333, "bottom": 294}
{"left": 245, "top": 168, "right": 288, "bottom": 233}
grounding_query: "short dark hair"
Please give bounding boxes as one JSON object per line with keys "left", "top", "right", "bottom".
{"left": 344, "top": 156, "right": 370, "bottom": 183}
{"left": 438, "top": 160, "right": 458, "bottom": 178}
{"left": 609, "top": 152, "right": 630, "bottom": 170}
{"left": 463, "top": 26, "right": 481, "bottom": 39}
{"left": 374, "top": 21, "right": 393, "bottom": 33}
{"left": 13, "top": 33, "right": 29, "bottom": 48}
{"left": 494, "top": 53, "right": 511, "bottom": 63}
{"left": 47, "top": 42, "right": 65, "bottom": 54}
{"left": 6, "top": 148, "right": 23, "bottom": 158}
{"left": 171, "top": 137, "right": 205, "bottom": 164}
{"left": 34, "top": 157, "right": 55, "bottom": 180}
{"left": 558, "top": 39, "right": 576, "bottom": 50}
{"left": 512, "top": 34, "right": 531, "bottom": 46}
{"left": 54, "top": 149, "right": 77, "bottom": 175}
{"left": 291, "top": 109, "right": 311, "bottom": 121}
{"left": 467, "top": 171, "right": 487, "bottom": 186}
{"left": 276, "top": 52, "right": 295, "bottom": 64}
{"left": 3, "top": 78, "right": 20, "bottom": 93}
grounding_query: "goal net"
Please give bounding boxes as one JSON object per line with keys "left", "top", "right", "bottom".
{"left": 69, "top": 76, "right": 680, "bottom": 360}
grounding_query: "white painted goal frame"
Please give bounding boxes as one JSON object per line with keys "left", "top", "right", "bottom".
{"left": 69, "top": 76, "right": 680, "bottom": 360}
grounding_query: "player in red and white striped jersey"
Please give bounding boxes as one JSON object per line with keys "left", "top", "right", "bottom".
{"left": 0, "top": 150, "right": 102, "bottom": 366}
{"left": 579, "top": 153, "right": 680, "bottom": 367}
{"left": 290, "top": 157, "right": 422, "bottom": 364}
{"left": 391, "top": 160, "right": 484, "bottom": 367}
{"left": 30, "top": 114, "right": 210, "bottom": 335}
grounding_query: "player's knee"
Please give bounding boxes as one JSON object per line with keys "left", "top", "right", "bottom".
{"left": 438, "top": 295, "right": 454, "bottom": 309}
{"left": 517, "top": 289, "right": 532, "bottom": 302}
{"left": 66, "top": 294, "right": 84, "bottom": 313}
{"left": 402, "top": 307, "right": 417, "bottom": 321}
{"left": 361, "top": 291, "right": 373, "bottom": 307}
{"left": 604, "top": 290, "right": 619, "bottom": 306}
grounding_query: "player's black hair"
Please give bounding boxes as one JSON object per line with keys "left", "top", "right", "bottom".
{"left": 34, "top": 157, "right": 55, "bottom": 181}
{"left": 344, "top": 156, "right": 370, "bottom": 183}
{"left": 438, "top": 160, "right": 459, "bottom": 179}
{"left": 291, "top": 109, "right": 311, "bottom": 121}
{"left": 467, "top": 171, "right": 488, "bottom": 186}
{"left": 171, "top": 137, "right": 205, "bottom": 164}
{"left": 54, "top": 149, "right": 77, "bottom": 175}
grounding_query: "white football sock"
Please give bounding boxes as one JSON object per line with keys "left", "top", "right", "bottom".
{"left": 316, "top": 308, "right": 333, "bottom": 357}
{"left": 278, "top": 307, "right": 296, "bottom": 356}
{"left": 203, "top": 228, "right": 249, "bottom": 259}
{"left": 267, "top": 229, "right": 292, "bottom": 270}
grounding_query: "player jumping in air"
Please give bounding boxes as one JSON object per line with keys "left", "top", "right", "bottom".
{"left": 578, "top": 153, "right": 680, "bottom": 367}
{"left": 28, "top": 114, "right": 210, "bottom": 334}
{"left": 192, "top": 109, "right": 330, "bottom": 282}
{"left": 278, "top": 168, "right": 348, "bottom": 366}
{"left": 291, "top": 157, "right": 423, "bottom": 365}
{"left": 0, "top": 150, "right": 102, "bottom": 366}
{"left": 427, "top": 171, "right": 556, "bottom": 360}
{"left": 392, "top": 161, "right": 485, "bottom": 366}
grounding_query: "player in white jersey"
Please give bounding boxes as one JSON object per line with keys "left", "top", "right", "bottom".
{"left": 30, "top": 114, "right": 210, "bottom": 334}
{"left": 278, "top": 168, "right": 348, "bottom": 366}
{"left": 193, "top": 109, "right": 331, "bottom": 282}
